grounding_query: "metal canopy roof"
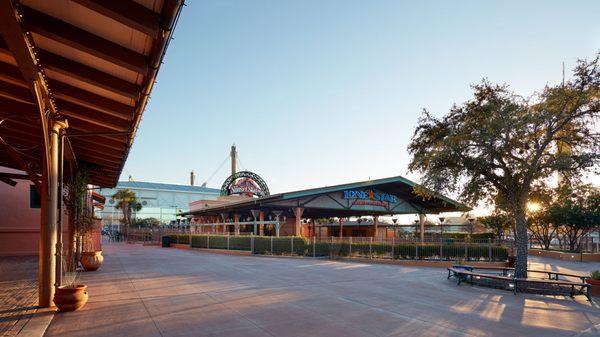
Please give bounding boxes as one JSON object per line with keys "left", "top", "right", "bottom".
{"left": 115, "top": 181, "right": 221, "bottom": 194}
{"left": 183, "top": 175, "right": 470, "bottom": 218}
{"left": 0, "top": 0, "right": 184, "bottom": 187}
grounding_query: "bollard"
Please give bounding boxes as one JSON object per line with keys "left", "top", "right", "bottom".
{"left": 415, "top": 243, "right": 419, "bottom": 260}
{"left": 207, "top": 234, "right": 210, "bottom": 249}
{"left": 391, "top": 236, "right": 394, "bottom": 259}
{"left": 369, "top": 237, "right": 373, "bottom": 259}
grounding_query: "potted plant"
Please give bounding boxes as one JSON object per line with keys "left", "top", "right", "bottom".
{"left": 53, "top": 270, "right": 88, "bottom": 312}
{"left": 586, "top": 271, "right": 600, "bottom": 297}
{"left": 54, "top": 284, "right": 88, "bottom": 312}
{"left": 79, "top": 213, "right": 104, "bottom": 271}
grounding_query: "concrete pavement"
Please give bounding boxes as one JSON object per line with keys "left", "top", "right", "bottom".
{"left": 44, "top": 243, "right": 600, "bottom": 337}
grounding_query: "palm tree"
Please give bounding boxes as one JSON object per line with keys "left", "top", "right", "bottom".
{"left": 112, "top": 189, "right": 142, "bottom": 237}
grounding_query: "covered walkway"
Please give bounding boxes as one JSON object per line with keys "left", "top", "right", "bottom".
{"left": 44, "top": 243, "right": 600, "bottom": 337}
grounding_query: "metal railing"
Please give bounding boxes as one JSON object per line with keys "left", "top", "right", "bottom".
{"left": 162, "top": 233, "right": 509, "bottom": 262}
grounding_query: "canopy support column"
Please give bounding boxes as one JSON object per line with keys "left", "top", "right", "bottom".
{"left": 294, "top": 207, "right": 304, "bottom": 237}
{"left": 233, "top": 214, "right": 239, "bottom": 235}
{"left": 419, "top": 213, "right": 425, "bottom": 243}
{"left": 39, "top": 119, "right": 67, "bottom": 307}
{"left": 259, "top": 211, "right": 265, "bottom": 236}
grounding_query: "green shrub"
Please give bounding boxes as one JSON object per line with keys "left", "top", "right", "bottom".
{"left": 161, "top": 234, "right": 508, "bottom": 261}
{"left": 591, "top": 270, "right": 600, "bottom": 280}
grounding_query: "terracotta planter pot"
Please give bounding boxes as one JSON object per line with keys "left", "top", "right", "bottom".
{"left": 586, "top": 279, "right": 600, "bottom": 297}
{"left": 53, "top": 285, "right": 88, "bottom": 312}
{"left": 80, "top": 250, "right": 104, "bottom": 271}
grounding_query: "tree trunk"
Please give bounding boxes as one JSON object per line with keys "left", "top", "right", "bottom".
{"left": 509, "top": 196, "right": 529, "bottom": 279}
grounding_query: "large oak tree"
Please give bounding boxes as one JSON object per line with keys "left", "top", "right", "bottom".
{"left": 408, "top": 53, "right": 599, "bottom": 278}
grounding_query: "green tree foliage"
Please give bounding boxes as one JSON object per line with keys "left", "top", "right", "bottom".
{"left": 112, "top": 189, "right": 142, "bottom": 232}
{"left": 407, "top": 53, "right": 600, "bottom": 277}
{"left": 479, "top": 213, "right": 513, "bottom": 241}
{"left": 546, "top": 186, "right": 600, "bottom": 252}
{"left": 132, "top": 217, "right": 160, "bottom": 228}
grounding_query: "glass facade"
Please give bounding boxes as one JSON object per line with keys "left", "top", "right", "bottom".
{"left": 96, "top": 181, "right": 220, "bottom": 230}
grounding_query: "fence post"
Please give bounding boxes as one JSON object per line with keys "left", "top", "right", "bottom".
{"left": 391, "top": 236, "right": 394, "bottom": 259}
{"left": 369, "top": 237, "right": 373, "bottom": 259}
{"left": 251, "top": 235, "right": 254, "bottom": 254}
{"left": 313, "top": 236, "right": 316, "bottom": 258}
{"left": 270, "top": 235, "right": 274, "bottom": 255}
{"left": 464, "top": 239, "right": 468, "bottom": 260}
{"left": 488, "top": 238, "right": 492, "bottom": 261}
{"left": 415, "top": 240, "right": 419, "bottom": 260}
{"left": 439, "top": 235, "right": 443, "bottom": 260}
{"left": 290, "top": 236, "right": 294, "bottom": 255}
{"left": 349, "top": 236, "right": 352, "bottom": 257}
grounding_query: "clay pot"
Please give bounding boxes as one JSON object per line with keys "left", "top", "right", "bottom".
{"left": 80, "top": 250, "right": 104, "bottom": 271}
{"left": 586, "top": 279, "right": 600, "bottom": 297}
{"left": 54, "top": 285, "right": 88, "bottom": 312}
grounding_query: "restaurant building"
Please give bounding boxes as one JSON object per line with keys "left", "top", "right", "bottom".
{"left": 183, "top": 175, "right": 469, "bottom": 241}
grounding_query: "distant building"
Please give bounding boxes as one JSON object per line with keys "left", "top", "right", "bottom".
{"left": 97, "top": 181, "right": 220, "bottom": 230}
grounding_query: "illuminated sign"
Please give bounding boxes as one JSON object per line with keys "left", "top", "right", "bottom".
{"left": 221, "top": 171, "right": 270, "bottom": 198}
{"left": 229, "top": 177, "right": 265, "bottom": 197}
{"left": 343, "top": 189, "right": 398, "bottom": 207}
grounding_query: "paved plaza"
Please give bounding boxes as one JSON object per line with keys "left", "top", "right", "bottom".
{"left": 0, "top": 256, "right": 39, "bottom": 337}
{"left": 42, "top": 243, "right": 600, "bottom": 337}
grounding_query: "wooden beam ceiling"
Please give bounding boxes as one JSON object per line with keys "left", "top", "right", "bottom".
{"left": 20, "top": 5, "right": 149, "bottom": 74}
{"left": 72, "top": 0, "right": 160, "bottom": 38}
{"left": 37, "top": 50, "right": 141, "bottom": 99}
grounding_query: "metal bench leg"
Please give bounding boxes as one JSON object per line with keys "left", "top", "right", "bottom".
{"left": 448, "top": 270, "right": 452, "bottom": 279}
{"left": 570, "top": 285, "right": 575, "bottom": 298}
{"left": 513, "top": 280, "right": 517, "bottom": 295}
{"left": 587, "top": 287, "right": 592, "bottom": 302}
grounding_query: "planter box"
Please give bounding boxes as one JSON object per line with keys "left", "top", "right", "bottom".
{"left": 529, "top": 249, "right": 600, "bottom": 262}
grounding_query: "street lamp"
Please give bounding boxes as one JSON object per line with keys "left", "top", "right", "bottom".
{"left": 467, "top": 217, "right": 475, "bottom": 239}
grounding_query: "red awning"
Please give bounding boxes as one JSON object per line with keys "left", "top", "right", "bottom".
{"left": 91, "top": 191, "right": 106, "bottom": 204}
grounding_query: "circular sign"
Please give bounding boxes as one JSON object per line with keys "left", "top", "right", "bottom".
{"left": 220, "top": 171, "right": 269, "bottom": 198}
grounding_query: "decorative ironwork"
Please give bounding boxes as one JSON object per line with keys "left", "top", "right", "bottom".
{"left": 220, "top": 170, "right": 270, "bottom": 198}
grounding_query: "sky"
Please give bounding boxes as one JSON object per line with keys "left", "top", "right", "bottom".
{"left": 121, "top": 0, "right": 600, "bottom": 206}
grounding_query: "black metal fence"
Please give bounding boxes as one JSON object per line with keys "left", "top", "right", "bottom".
{"left": 163, "top": 234, "right": 509, "bottom": 262}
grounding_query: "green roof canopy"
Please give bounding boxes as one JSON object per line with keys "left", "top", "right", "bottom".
{"left": 182, "top": 175, "right": 470, "bottom": 219}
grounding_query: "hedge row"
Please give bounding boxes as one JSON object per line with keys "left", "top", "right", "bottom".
{"left": 164, "top": 235, "right": 508, "bottom": 261}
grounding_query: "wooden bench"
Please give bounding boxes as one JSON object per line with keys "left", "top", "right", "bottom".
{"left": 526, "top": 269, "right": 589, "bottom": 283}
{"left": 447, "top": 267, "right": 592, "bottom": 301}
{"left": 447, "top": 267, "right": 513, "bottom": 286}
{"left": 514, "top": 277, "right": 591, "bottom": 301}
{"left": 460, "top": 266, "right": 588, "bottom": 282}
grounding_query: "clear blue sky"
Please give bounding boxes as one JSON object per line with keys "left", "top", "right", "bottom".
{"left": 122, "top": 0, "right": 600, "bottom": 196}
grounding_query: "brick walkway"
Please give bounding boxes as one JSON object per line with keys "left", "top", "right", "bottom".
{"left": 0, "top": 256, "right": 38, "bottom": 337}
{"left": 43, "top": 243, "right": 600, "bottom": 337}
